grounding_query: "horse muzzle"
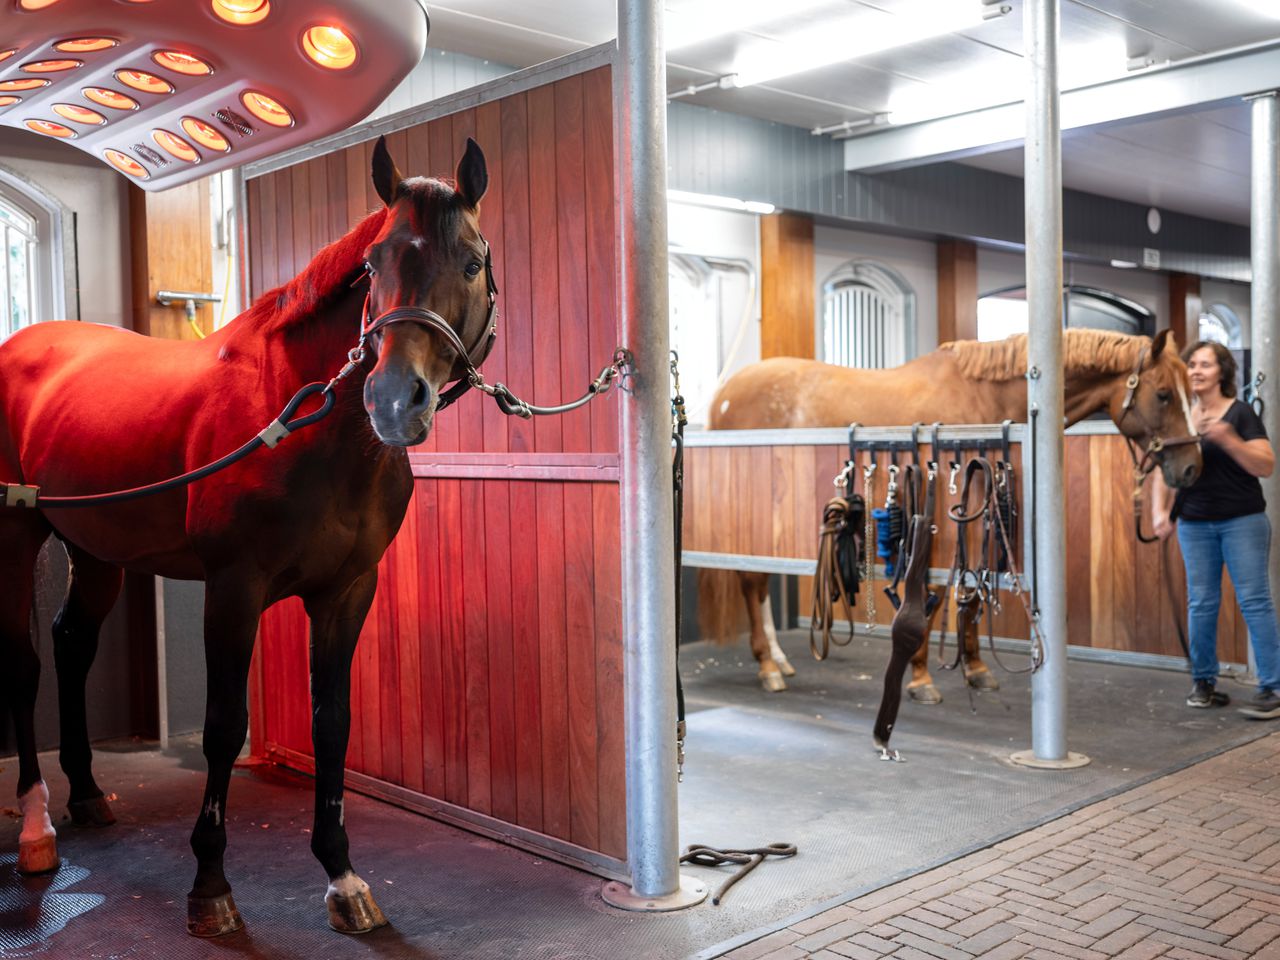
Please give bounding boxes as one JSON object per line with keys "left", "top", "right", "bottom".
{"left": 1160, "top": 446, "right": 1202, "bottom": 489}
{"left": 363, "top": 368, "right": 435, "bottom": 447}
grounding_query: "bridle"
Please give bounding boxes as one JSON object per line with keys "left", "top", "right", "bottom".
{"left": 352, "top": 237, "right": 500, "bottom": 414}
{"left": 1117, "top": 344, "right": 1201, "bottom": 543}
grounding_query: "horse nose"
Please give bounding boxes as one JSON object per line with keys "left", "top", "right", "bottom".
{"left": 1181, "top": 461, "right": 1199, "bottom": 486}
{"left": 365, "top": 369, "right": 433, "bottom": 423}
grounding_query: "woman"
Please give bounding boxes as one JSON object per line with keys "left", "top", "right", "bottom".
{"left": 1152, "top": 340, "right": 1279, "bottom": 719}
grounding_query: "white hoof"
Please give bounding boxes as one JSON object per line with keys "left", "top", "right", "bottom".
{"left": 759, "top": 670, "right": 787, "bottom": 692}
{"left": 774, "top": 656, "right": 796, "bottom": 677}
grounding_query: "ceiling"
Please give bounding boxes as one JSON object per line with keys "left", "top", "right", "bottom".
{"left": 424, "top": 0, "right": 1280, "bottom": 226}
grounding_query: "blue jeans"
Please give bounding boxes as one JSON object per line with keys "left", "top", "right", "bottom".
{"left": 1177, "top": 512, "right": 1280, "bottom": 691}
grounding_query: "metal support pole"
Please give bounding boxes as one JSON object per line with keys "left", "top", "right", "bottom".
{"left": 1251, "top": 92, "right": 1280, "bottom": 646}
{"left": 1012, "top": 0, "right": 1088, "bottom": 770}
{"left": 602, "top": 0, "right": 706, "bottom": 912}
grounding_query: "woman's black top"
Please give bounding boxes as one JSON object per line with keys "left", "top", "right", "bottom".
{"left": 1176, "top": 399, "right": 1268, "bottom": 522}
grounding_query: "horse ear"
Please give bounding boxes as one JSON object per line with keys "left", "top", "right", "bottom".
{"left": 371, "top": 135, "right": 404, "bottom": 208}
{"left": 1151, "top": 327, "right": 1173, "bottom": 360}
{"left": 456, "top": 137, "right": 488, "bottom": 210}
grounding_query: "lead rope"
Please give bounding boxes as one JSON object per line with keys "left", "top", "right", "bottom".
{"left": 671, "top": 352, "right": 687, "bottom": 782}
{"left": 863, "top": 460, "right": 878, "bottom": 632}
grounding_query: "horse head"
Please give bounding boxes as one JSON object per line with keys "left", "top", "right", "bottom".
{"left": 1110, "top": 328, "right": 1202, "bottom": 489}
{"left": 361, "top": 136, "right": 495, "bottom": 446}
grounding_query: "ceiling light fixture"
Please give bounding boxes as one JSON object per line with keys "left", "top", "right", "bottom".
{"left": 727, "top": 0, "right": 1010, "bottom": 89}
{"left": 668, "top": 188, "right": 776, "bottom": 215}
{"left": 665, "top": 0, "right": 829, "bottom": 51}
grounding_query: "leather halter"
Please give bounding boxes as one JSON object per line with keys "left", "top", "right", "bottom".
{"left": 1117, "top": 344, "right": 1200, "bottom": 477}
{"left": 357, "top": 238, "right": 499, "bottom": 413}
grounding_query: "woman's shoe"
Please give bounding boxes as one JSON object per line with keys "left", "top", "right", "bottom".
{"left": 1187, "top": 679, "right": 1229, "bottom": 707}
{"left": 1239, "top": 688, "right": 1280, "bottom": 720}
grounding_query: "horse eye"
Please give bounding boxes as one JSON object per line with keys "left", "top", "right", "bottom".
{"left": 464, "top": 260, "right": 483, "bottom": 279}
{"left": 1156, "top": 389, "right": 1172, "bottom": 403}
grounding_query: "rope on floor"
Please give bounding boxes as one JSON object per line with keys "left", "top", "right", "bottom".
{"left": 679, "top": 843, "right": 798, "bottom": 905}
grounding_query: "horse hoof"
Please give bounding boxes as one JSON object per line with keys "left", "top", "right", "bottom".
{"left": 17, "top": 835, "right": 59, "bottom": 875}
{"left": 187, "top": 892, "right": 244, "bottom": 937}
{"left": 326, "top": 876, "right": 388, "bottom": 934}
{"left": 908, "top": 684, "right": 942, "bottom": 704}
{"left": 68, "top": 796, "right": 116, "bottom": 828}
{"left": 776, "top": 658, "right": 797, "bottom": 677}
{"left": 966, "top": 670, "right": 1000, "bottom": 691}
{"left": 759, "top": 671, "right": 787, "bottom": 693}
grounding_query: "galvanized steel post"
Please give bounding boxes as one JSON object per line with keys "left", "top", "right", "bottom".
{"left": 602, "top": 0, "right": 707, "bottom": 911}
{"left": 1251, "top": 92, "right": 1280, "bottom": 631}
{"left": 1013, "top": 0, "right": 1087, "bottom": 769}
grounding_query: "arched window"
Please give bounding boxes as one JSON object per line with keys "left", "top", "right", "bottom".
{"left": 977, "top": 285, "right": 1153, "bottom": 341}
{"left": 821, "top": 260, "right": 915, "bottom": 368}
{"left": 1198, "top": 303, "right": 1242, "bottom": 349}
{"left": 0, "top": 167, "right": 68, "bottom": 340}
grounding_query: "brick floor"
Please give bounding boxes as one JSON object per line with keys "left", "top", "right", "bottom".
{"left": 720, "top": 732, "right": 1280, "bottom": 960}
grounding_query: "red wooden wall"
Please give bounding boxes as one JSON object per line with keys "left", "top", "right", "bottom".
{"left": 245, "top": 66, "right": 627, "bottom": 864}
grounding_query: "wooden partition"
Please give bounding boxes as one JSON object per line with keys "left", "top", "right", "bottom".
{"left": 683, "top": 426, "right": 1249, "bottom": 664}
{"left": 244, "top": 63, "right": 627, "bottom": 876}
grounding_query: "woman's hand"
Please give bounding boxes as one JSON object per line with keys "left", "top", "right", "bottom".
{"left": 1153, "top": 512, "right": 1175, "bottom": 541}
{"left": 1199, "top": 419, "right": 1238, "bottom": 446}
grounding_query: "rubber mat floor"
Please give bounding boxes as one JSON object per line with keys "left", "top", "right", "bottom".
{"left": 0, "top": 629, "right": 1269, "bottom": 960}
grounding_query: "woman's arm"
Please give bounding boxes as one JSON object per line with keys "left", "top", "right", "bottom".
{"left": 1151, "top": 470, "right": 1175, "bottom": 540}
{"left": 1202, "top": 421, "right": 1276, "bottom": 477}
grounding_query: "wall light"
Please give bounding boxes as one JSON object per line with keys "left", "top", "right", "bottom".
{"left": 668, "top": 188, "right": 776, "bottom": 215}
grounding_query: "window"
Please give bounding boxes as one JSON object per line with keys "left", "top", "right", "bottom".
{"left": 821, "top": 260, "right": 915, "bottom": 368}
{"left": 1, "top": 196, "right": 36, "bottom": 339}
{"left": 668, "top": 251, "right": 755, "bottom": 426}
{"left": 1198, "top": 303, "right": 1242, "bottom": 349}
{"left": 977, "top": 285, "right": 1153, "bottom": 341}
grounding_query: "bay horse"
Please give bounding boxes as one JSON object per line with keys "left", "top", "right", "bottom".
{"left": 0, "top": 136, "right": 494, "bottom": 936}
{"left": 698, "top": 327, "right": 1202, "bottom": 697}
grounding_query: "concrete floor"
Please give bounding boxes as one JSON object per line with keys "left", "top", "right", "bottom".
{"left": 0, "top": 629, "right": 1269, "bottom": 960}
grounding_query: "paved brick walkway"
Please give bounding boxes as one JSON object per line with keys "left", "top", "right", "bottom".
{"left": 722, "top": 731, "right": 1280, "bottom": 960}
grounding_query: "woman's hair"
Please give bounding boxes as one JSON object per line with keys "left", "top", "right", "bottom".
{"left": 1182, "top": 339, "right": 1238, "bottom": 398}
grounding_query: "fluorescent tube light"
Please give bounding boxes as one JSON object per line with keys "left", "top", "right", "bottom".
{"left": 668, "top": 189, "right": 775, "bottom": 215}
{"left": 728, "top": 1, "right": 1007, "bottom": 89}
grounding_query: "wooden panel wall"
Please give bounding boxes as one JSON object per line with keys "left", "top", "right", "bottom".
{"left": 684, "top": 433, "right": 1249, "bottom": 663}
{"left": 128, "top": 179, "right": 213, "bottom": 339}
{"left": 759, "top": 211, "right": 815, "bottom": 359}
{"left": 246, "top": 67, "right": 626, "bottom": 862}
{"left": 937, "top": 239, "right": 977, "bottom": 344}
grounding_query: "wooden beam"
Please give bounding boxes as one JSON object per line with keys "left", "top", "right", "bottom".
{"left": 937, "top": 238, "right": 978, "bottom": 343}
{"left": 1168, "top": 272, "right": 1202, "bottom": 354}
{"left": 759, "top": 211, "right": 814, "bottom": 359}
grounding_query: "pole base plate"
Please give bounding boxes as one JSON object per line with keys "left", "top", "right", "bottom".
{"left": 1010, "top": 749, "right": 1091, "bottom": 770}
{"left": 601, "top": 875, "right": 708, "bottom": 912}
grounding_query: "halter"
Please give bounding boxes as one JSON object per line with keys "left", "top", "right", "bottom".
{"left": 1116, "top": 344, "right": 1200, "bottom": 478}
{"left": 354, "top": 238, "right": 500, "bottom": 414}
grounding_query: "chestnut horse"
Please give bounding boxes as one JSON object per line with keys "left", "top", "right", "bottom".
{"left": 0, "top": 137, "right": 494, "bottom": 936}
{"left": 698, "top": 327, "right": 1202, "bottom": 697}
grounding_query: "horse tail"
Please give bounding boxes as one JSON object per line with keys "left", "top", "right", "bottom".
{"left": 696, "top": 568, "right": 746, "bottom": 645}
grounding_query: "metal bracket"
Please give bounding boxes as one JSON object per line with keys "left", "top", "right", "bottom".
{"left": 3, "top": 483, "right": 39, "bottom": 508}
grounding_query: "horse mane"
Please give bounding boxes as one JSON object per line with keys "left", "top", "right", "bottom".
{"left": 939, "top": 329, "right": 1150, "bottom": 381}
{"left": 240, "top": 207, "right": 389, "bottom": 329}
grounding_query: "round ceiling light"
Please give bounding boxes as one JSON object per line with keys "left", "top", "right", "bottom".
{"left": 52, "top": 102, "right": 106, "bottom": 125}
{"left": 181, "top": 117, "right": 229, "bottom": 152}
{"left": 24, "top": 118, "right": 76, "bottom": 138}
{"left": 17, "top": 0, "right": 62, "bottom": 9}
{"left": 211, "top": 0, "right": 270, "bottom": 25}
{"left": 301, "top": 26, "right": 357, "bottom": 70}
{"left": 55, "top": 38, "right": 118, "bottom": 53}
{"left": 0, "top": 78, "right": 49, "bottom": 91}
{"left": 104, "top": 149, "right": 148, "bottom": 179}
{"left": 152, "top": 129, "right": 199, "bottom": 162}
{"left": 115, "top": 70, "right": 173, "bottom": 94}
{"left": 240, "top": 90, "right": 292, "bottom": 127}
{"left": 0, "top": 96, "right": 21, "bottom": 107}
{"left": 21, "top": 59, "right": 82, "bottom": 73}
{"left": 83, "top": 87, "right": 138, "bottom": 110}
{"left": 152, "top": 51, "right": 213, "bottom": 76}
{"left": 0, "top": 49, "right": 17, "bottom": 64}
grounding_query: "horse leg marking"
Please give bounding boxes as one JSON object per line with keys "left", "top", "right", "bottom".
{"left": 17, "top": 780, "right": 59, "bottom": 874}
{"left": 760, "top": 596, "right": 795, "bottom": 677}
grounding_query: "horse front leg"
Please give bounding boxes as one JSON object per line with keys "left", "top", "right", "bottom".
{"left": 304, "top": 570, "right": 387, "bottom": 934}
{"left": 187, "top": 572, "right": 264, "bottom": 938}
{"left": 906, "top": 588, "right": 944, "bottom": 704}
{"left": 740, "top": 573, "right": 787, "bottom": 691}
{"left": 960, "top": 603, "right": 999, "bottom": 691}
{"left": 54, "top": 546, "right": 122, "bottom": 828}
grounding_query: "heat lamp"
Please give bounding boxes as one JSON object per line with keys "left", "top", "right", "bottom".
{"left": 0, "top": 0, "right": 430, "bottom": 190}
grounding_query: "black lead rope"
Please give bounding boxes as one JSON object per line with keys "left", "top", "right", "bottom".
{"left": 680, "top": 844, "right": 798, "bottom": 906}
{"left": 671, "top": 353, "right": 687, "bottom": 781}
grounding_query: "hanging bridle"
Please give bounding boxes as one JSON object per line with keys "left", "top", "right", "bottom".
{"left": 1116, "top": 345, "right": 1201, "bottom": 543}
